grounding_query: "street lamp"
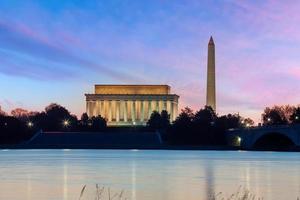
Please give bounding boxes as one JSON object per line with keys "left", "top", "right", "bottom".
{"left": 267, "top": 118, "right": 271, "bottom": 122}
{"left": 235, "top": 136, "right": 242, "bottom": 146}
{"left": 62, "top": 119, "right": 70, "bottom": 127}
{"left": 27, "top": 121, "right": 33, "bottom": 128}
{"left": 296, "top": 116, "right": 299, "bottom": 120}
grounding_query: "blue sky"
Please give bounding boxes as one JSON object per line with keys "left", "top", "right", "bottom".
{"left": 1, "top": 0, "right": 300, "bottom": 122}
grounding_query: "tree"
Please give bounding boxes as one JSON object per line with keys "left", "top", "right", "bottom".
{"left": 0, "top": 115, "right": 32, "bottom": 144}
{"left": 193, "top": 106, "right": 216, "bottom": 125}
{"left": 191, "top": 106, "right": 217, "bottom": 144}
{"left": 0, "top": 106, "right": 6, "bottom": 116}
{"left": 262, "top": 106, "right": 291, "bottom": 125}
{"left": 181, "top": 107, "right": 194, "bottom": 119}
{"left": 81, "top": 113, "right": 89, "bottom": 124}
{"left": 147, "top": 110, "right": 170, "bottom": 131}
{"left": 43, "top": 103, "right": 74, "bottom": 131}
{"left": 168, "top": 107, "right": 194, "bottom": 144}
{"left": 160, "top": 110, "right": 171, "bottom": 129}
{"left": 90, "top": 115, "right": 107, "bottom": 131}
{"left": 241, "top": 117, "right": 255, "bottom": 127}
{"left": 290, "top": 107, "right": 300, "bottom": 124}
{"left": 11, "top": 108, "right": 31, "bottom": 121}
{"left": 147, "top": 111, "right": 162, "bottom": 130}
{"left": 213, "top": 114, "right": 242, "bottom": 145}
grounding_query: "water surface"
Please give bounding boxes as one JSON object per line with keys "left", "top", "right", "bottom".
{"left": 0, "top": 150, "right": 299, "bottom": 200}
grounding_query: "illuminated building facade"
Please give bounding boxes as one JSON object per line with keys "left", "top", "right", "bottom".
{"left": 85, "top": 85, "right": 179, "bottom": 126}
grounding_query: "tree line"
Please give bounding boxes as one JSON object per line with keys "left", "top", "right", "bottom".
{"left": 0, "top": 103, "right": 106, "bottom": 144}
{"left": 0, "top": 103, "right": 299, "bottom": 145}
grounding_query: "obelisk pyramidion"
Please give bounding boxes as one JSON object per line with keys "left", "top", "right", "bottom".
{"left": 206, "top": 36, "right": 216, "bottom": 111}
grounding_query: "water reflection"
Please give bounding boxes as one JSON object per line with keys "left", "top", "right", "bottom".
{"left": 26, "top": 174, "right": 32, "bottom": 200}
{"left": 204, "top": 159, "right": 215, "bottom": 199}
{"left": 0, "top": 150, "right": 299, "bottom": 200}
{"left": 63, "top": 164, "right": 68, "bottom": 200}
{"left": 131, "top": 159, "right": 136, "bottom": 200}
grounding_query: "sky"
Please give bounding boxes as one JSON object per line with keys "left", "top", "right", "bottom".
{"left": 0, "top": 0, "right": 300, "bottom": 122}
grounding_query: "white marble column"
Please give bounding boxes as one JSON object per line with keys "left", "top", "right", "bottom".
{"left": 116, "top": 101, "right": 120, "bottom": 122}
{"left": 167, "top": 100, "right": 171, "bottom": 115}
{"left": 124, "top": 101, "right": 128, "bottom": 122}
{"left": 108, "top": 100, "right": 112, "bottom": 122}
{"left": 174, "top": 101, "right": 178, "bottom": 121}
{"left": 140, "top": 100, "right": 144, "bottom": 122}
{"left": 163, "top": 100, "right": 167, "bottom": 111}
{"left": 132, "top": 101, "right": 136, "bottom": 123}
{"left": 112, "top": 100, "right": 116, "bottom": 121}
{"left": 170, "top": 101, "right": 174, "bottom": 122}
{"left": 103, "top": 100, "right": 108, "bottom": 120}
{"left": 86, "top": 101, "right": 91, "bottom": 117}
{"left": 96, "top": 100, "right": 100, "bottom": 116}
{"left": 127, "top": 101, "right": 132, "bottom": 122}
{"left": 148, "top": 101, "right": 152, "bottom": 118}
{"left": 100, "top": 100, "right": 105, "bottom": 117}
{"left": 143, "top": 101, "right": 148, "bottom": 121}
{"left": 92, "top": 101, "right": 97, "bottom": 116}
{"left": 159, "top": 100, "right": 163, "bottom": 113}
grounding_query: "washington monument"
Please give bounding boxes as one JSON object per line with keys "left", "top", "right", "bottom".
{"left": 206, "top": 36, "right": 216, "bottom": 111}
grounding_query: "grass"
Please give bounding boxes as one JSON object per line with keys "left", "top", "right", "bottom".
{"left": 212, "top": 186, "right": 263, "bottom": 200}
{"left": 79, "top": 185, "right": 299, "bottom": 200}
{"left": 79, "top": 184, "right": 128, "bottom": 200}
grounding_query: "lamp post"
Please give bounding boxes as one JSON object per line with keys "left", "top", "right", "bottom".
{"left": 27, "top": 121, "right": 34, "bottom": 128}
{"left": 62, "top": 119, "right": 70, "bottom": 131}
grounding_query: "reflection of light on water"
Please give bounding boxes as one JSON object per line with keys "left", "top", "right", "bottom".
{"left": 204, "top": 160, "right": 215, "bottom": 199}
{"left": 131, "top": 160, "right": 136, "bottom": 200}
{"left": 2, "top": 149, "right": 9, "bottom": 151}
{"left": 64, "top": 164, "right": 68, "bottom": 200}
{"left": 245, "top": 164, "right": 250, "bottom": 189}
{"left": 27, "top": 174, "right": 32, "bottom": 200}
{"left": 131, "top": 149, "right": 139, "bottom": 152}
{"left": 63, "top": 149, "right": 71, "bottom": 152}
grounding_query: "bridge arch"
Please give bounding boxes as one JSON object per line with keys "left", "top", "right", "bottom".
{"left": 253, "top": 132, "right": 295, "bottom": 150}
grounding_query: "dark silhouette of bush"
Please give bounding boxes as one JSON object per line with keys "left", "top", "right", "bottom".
{"left": 168, "top": 107, "right": 194, "bottom": 144}
{"left": 150, "top": 106, "right": 246, "bottom": 145}
{"left": 262, "top": 105, "right": 295, "bottom": 125}
{"left": 290, "top": 107, "right": 300, "bottom": 124}
{"left": 42, "top": 103, "right": 77, "bottom": 131}
{"left": 147, "top": 110, "right": 170, "bottom": 131}
{"left": 89, "top": 115, "right": 107, "bottom": 131}
{"left": 0, "top": 115, "right": 33, "bottom": 144}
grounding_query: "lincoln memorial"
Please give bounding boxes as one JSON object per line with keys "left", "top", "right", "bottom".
{"left": 85, "top": 85, "right": 179, "bottom": 126}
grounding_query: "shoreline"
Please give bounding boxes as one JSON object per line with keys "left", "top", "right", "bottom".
{"left": 1, "top": 144, "right": 300, "bottom": 152}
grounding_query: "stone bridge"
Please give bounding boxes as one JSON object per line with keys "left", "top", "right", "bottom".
{"left": 227, "top": 124, "right": 300, "bottom": 149}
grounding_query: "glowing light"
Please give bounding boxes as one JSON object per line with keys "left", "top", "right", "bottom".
{"left": 27, "top": 121, "right": 33, "bottom": 128}
{"left": 296, "top": 116, "right": 299, "bottom": 120}
{"left": 63, "top": 120, "right": 70, "bottom": 127}
{"left": 246, "top": 123, "right": 250, "bottom": 127}
{"left": 267, "top": 118, "right": 271, "bottom": 122}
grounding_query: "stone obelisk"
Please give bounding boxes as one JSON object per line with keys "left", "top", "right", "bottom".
{"left": 206, "top": 36, "right": 216, "bottom": 111}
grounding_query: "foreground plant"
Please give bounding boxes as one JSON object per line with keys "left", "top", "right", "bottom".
{"left": 212, "top": 186, "right": 262, "bottom": 200}
{"left": 79, "top": 184, "right": 128, "bottom": 200}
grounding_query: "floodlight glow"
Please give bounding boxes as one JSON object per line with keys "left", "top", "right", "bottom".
{"left": 27, "top": 121, "right": 33, "bottom": 128}
{"left": 63, "top": 120, "right": 70, "bottom": 127}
